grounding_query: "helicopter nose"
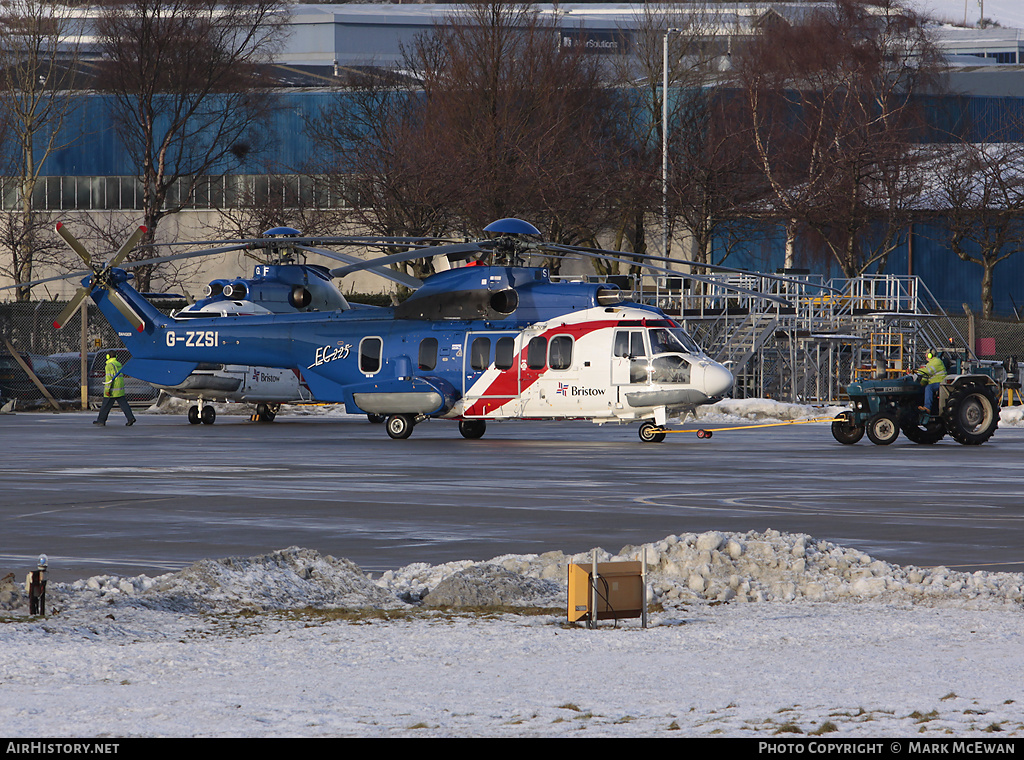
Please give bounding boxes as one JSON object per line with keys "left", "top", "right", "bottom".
{"left": 701, "top": 361, "right": 734, "bottom": 398}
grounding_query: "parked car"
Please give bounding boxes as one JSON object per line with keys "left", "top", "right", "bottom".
{"left": 0, "top": 351, "right": 64, "bottom": 402}
{"left": 46, "top": 349, "right": 159, "bottom": 404}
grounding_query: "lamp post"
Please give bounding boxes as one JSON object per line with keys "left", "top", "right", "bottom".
{"left": 662, "top": 28, "right": 678, "bottom": 257}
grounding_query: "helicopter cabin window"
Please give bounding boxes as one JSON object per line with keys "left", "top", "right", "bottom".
{"left": 359, "top": 337, "right": 383, "bottom": 374}
{"left": 495, "top": 337, "right": 516, "bottom": 370}
{"left": 418, "top": 338, "right": 438, "bottom": 371}
{"left": 614, "top": 330, "right": 647, "bottom": 358}
{"left": 527, "top": 337, "right": 547, "bottom": 370}
{"left": 548, "top": 336, "right": 573, "bottom": 370}
{"left": 470, "top": 337, "right": 491, "bottom": 371}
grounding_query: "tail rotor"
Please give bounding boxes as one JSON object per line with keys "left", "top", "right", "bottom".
{"left": 53, "top": 223, "right": 148, "bottom": 332}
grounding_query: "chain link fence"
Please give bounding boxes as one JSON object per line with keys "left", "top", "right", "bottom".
{"left": 0, "top": 300, "right": 169, "bottom": 409}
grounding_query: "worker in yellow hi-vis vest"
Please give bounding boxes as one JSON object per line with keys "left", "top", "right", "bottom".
{"left": 94, "top": 353, "right": 136, "bottom": 427}
{"left": 915, "top": 349, "right": 948, "bottom": 415}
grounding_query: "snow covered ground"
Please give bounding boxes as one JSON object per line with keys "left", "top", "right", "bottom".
{"left": 909, "top": 0, "right": 1024, "bottom": 29}
{"left": 3, "top": 398, "right": 1023, "bottom": 738}
{"left": 3, "top": 529, "right": 1024, "bottom": 738}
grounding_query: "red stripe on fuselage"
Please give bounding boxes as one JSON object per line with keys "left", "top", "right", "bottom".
{"left": 462, "top": 318, "right": 620, "bottom": 417}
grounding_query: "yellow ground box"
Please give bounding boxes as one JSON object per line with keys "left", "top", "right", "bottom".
{"left": 567, "top": 561, "right": 644, "bottom": 624}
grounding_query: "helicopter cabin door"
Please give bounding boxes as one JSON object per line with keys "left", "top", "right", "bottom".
{"left": 461, "top": 332, "right": 522, "bottom": 418}
{"left": 611, "top": 328, "right": 649, "bottom": 393}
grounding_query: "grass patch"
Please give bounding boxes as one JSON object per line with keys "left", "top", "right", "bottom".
{"left": 810, "top": 721, "right": 838, "bottom": 735}
{"left": 278, "top": 605, "right": 563, "bottom": 625}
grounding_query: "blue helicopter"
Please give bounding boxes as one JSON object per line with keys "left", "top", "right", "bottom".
{"left": 52, "top": 224, "right": 430, "bottom": 424}
{"left": 51, "top": 218, "right": 807, "bottom": 441}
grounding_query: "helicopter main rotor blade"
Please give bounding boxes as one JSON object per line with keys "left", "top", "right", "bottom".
{"left": 565, "top": 249, "right": 791, "bottom": 306}
{"left": 121, "top": 244, "right": 254, "bottom": 271}
{"left": 545, "top": 243, "right": 843, "bottom": 295}
{"left": 296, "top": 245, "right": 422, "bottom": 290}
{"left": 329, "top": 242, "right": 486, "bottom": 278}
{"left": 0, "top": 268, "right": 91, "bottom": 292}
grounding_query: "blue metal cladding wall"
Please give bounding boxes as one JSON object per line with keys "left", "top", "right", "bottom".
{"left": 19, "top": 90, "right": 1024, "bottom": 317}
{"left": 38, "top": 92, "right": 349, "bottom": 177}
{"left": 712, "top": 221, "right": 1024, "bottom": 317}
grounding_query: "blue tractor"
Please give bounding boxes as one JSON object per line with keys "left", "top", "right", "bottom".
{"left": 831, "top": 371, "right": 1001, "bottom": 446}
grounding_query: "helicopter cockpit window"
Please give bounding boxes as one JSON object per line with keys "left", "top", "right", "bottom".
{"left": 359, "top": 337, "right": 383, "bottom": 374}
{"left": 649, "top": 327, "right": 702, "bottom": 356}
{"left": 495, "top": 337, "right": 515, "bottom": 370}
{"left": 549, "top": 336, "right": 573, "bottom": 370}
{"left": 470, "top": 337, "right": 491, "bottom": 371}
{"left": 418, "top": 338, "right": 438, "bottom": 371}
{"left": 527, "top": 336, "right": 547, "bottom": 370}
{"left": 651, "top": 354, "right": 692, "bottom": 384}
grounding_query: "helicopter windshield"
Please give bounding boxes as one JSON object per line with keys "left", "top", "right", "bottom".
{"left": 648, "top": 327, "right": 703, "bottom": 357}
{"left": 650, "top": 354, "right": 692, "bottom": 384}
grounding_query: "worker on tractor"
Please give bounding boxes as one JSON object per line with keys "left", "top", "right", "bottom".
{"left": 916, "top": 349, "right": 948, "bottom": 414}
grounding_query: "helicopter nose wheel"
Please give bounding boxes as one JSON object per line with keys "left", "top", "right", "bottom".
{"left": 188, "top": 404, "right": 216, "bottom": 424}
{"left": 638, "top": 421, "right": 666, "bottom": 443}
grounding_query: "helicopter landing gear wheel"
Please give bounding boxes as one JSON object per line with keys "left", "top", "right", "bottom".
{"left": 638, "top": 421, "right": 666, "bottom": 443}
{"left": 831, "top": 411, "right": 865, "bottom": 445}
{"left": 458, "top": 419, "right": 486, "bottom": 439}
{"left": 866, "top": 412, "right": 898, "bottom": 445}
{"left": 187, "top": 405, "right": 200, "bottom": 425}
{"left": 367, "top": 413, "right": 385, "bottom": 424}
{"left": 200, "top": 405, "right": 216, "bottom": 425}
{"left": 385, "top": 413, "right": 415, "bottom": 440}
{"left": 254, "top": 403, "right": 278, "bottom": 423}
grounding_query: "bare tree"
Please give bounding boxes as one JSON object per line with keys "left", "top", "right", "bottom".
{"left": 0, "top": 0, "right": 79, "bottom": 300}
{"left": 407, "top": 1, "right": 621, "bottom": 247}
{"left": 930, "top": 133, "right": 1024, "bottom": 319}
{"left": 94, "top": 0, "right": 288, "bottom": 291}
{"left": 734, "top": 0, "right": 943, "bottom": 277}
{"left": 313, "top": 1, "right": 623, "bottom": 272}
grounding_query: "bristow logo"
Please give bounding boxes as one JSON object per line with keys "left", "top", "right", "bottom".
{"left": 556, "top": 383, "right": 605, "bottom": 397}
{"left": 308, "top": 343, "right": 352, "bottom": 369}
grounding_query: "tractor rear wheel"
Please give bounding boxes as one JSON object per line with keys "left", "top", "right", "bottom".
{"left": 942, "top": 384, "right": 999, "bottom": 445}
{"left": 900, "top": 415, "right": 946, "bottom": 445}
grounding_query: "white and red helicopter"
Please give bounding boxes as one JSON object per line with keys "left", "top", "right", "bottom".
{"left": 49, "top": 218, "right": 805, "bottom": 441}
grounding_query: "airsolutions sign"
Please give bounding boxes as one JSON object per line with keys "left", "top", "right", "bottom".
{"left": 558, "top": 29, "right": 630, "bottom": 54}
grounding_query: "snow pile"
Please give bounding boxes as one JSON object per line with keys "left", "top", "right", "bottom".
{"left": 33, "top": 530, "right": 1024, "bottom": 616}
{"left": 377, "top": 529, "right": 1024, "bottom": 611}
{"left": 64, "top": 547, "right": 401, "bottom": 613}
{"left": 695, "top": 397, "right": 844, "bottom": 423}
